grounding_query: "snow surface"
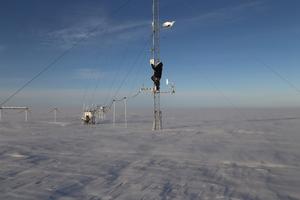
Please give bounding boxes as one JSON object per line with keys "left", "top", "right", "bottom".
{"left": 0, "top": 108, "right": 300, "bottom": 200}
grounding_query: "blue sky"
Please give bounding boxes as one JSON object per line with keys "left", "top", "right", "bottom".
{"left": 0, "top": 0, "right": 300, "bottom": 107}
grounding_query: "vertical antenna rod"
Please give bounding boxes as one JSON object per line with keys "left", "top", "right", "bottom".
{"left": 113, "top": 100, "right": 116, "bottom": 127}
{"left": 152, "top": 0, "right": 162, "bottom": 130}
{"left": 25, "top": 108, "right": 28, "bottom": 122}
{"left": 54, "top": 108, "right": 57, "bottom": 123}
{"left": 124, "top": 97, "right": 127, "bottom": 128}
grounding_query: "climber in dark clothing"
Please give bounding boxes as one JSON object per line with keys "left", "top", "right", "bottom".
{"left": 150, "top": 60, "right": 163, "bottom": 91}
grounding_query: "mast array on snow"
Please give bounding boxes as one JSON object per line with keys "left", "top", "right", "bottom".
{"left": 0, "top": 107, "right": 29, "bottom": 122}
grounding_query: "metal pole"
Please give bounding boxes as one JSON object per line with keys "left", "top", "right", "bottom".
{"left": 113, "top": 100, "right": 116, "bottom": 127}
{"left": 103, "top": 109, "right": 106, "bottom": 120}
{"left": 25, "top": 109, "right": 28, "bottom": 122}
{"left": 152, "top": 0, "right": 162, "bottom": 130}
{"left": 152, "top": 0, "right": 160, "bottom": 61}
{"left": 0, "top": 109, "right": 2, "bottom": 121}
{"left": 100, "top": 109, "right": 103, "bottom": 120}
{"left": 54, "top": 109, "right": 57, "bottom": 123}
{"left": 124, "top": 98, "right": 127, "bottom": 128}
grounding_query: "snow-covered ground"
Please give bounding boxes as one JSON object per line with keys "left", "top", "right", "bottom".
{"left": 0, "top": 108, "right": 300, "bottom": 200}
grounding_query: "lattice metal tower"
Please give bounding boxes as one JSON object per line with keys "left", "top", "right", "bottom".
{"left": 152, "top": 0, "right": 162, "bottom": 130}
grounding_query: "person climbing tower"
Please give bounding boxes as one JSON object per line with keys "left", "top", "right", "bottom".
{"left": 150, "top": 59, "right": 163, "bottom": 91}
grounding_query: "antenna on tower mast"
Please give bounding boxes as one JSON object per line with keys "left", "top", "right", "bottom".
{"left": 151, "top": 0, "right": 175, "bottom": 130}
{"left": 152, "top": 0, "right": 162, "bottom": 130}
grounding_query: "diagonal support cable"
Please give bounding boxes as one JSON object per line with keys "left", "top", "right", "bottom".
{"left": 0, "top": 0, "right": 133, "bottom": 107}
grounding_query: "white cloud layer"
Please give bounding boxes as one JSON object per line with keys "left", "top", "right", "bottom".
{"left": 44, "top": 15, "right": 149, "bottom": 49}
{"left": 185, "top": 1, "right": 266, "bottom": 25}
{"left": 73, "top": 68, "right": 106, "bottom": 80}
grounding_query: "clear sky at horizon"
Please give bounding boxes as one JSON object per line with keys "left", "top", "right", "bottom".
{"left": 0, "top": 0, "right": 300, "bottom": 108}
